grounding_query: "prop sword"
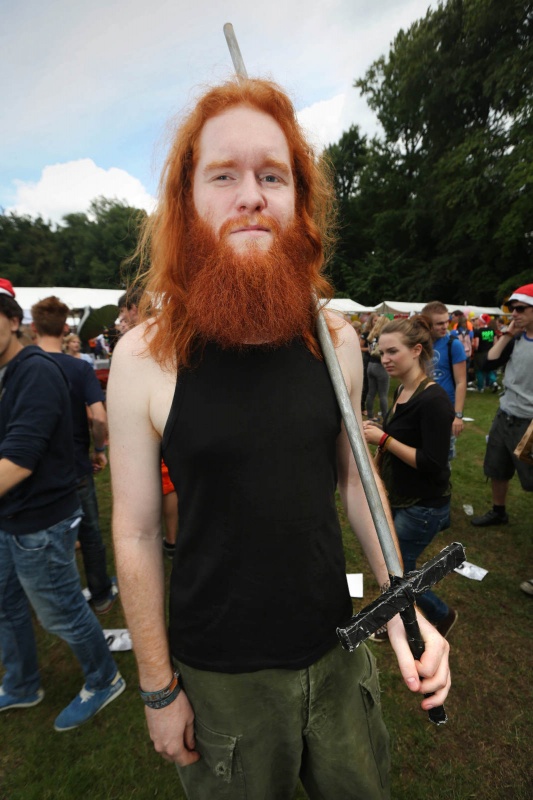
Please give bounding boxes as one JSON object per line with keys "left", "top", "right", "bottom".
{"left": 223, "top": 23, "right": 465, "bottom": 725}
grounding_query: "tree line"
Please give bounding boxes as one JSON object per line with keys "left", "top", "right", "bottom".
{"left": 0, "top": 198, "right": 145, "bottom": 290}
{"left": 1, "top": 0, "right": 531, "bottom": 307}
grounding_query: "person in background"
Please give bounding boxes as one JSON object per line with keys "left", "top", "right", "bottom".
{"left": 63, "top": 333, "right": 94, "bottom": 365}
{"left": 450, "top": 312, "right": 473, "bottom": 384}
{"left": 421, "top": 301, "right": 466, "bottom": 461}
{"left": 471, "top": 284, "right": 533, "bottom": 528}
{"left": 472, "top": 315, "right": 499, "bottom": 392}
{"left": 359, "top": 313, "right": 377, "bottom": 414}
{"left": 32, "top": 296, "right": 118, "bottom": 615}
{"left": 117, "top": 287, "right": 144, "bottom": 331}
{"left": 161, "top": 460, "right": 178, "bottom": 560}
{"left": 0, "top": 281, "right": 125, "bottom": 730}
{"left": 364, "top": 315, "right": 457, "bottom": 640}
{"left": 365, "top": 315, "right": 390, "bottom": 421}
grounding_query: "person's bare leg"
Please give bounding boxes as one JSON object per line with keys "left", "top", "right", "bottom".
{"left": 491, "top": 479, "right": 509, "bottom": 506}
{"left": 163, "top": 491, "right": 178, "bottom": 546}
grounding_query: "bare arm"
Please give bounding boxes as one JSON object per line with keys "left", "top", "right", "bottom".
{"left": 363, "top": 423, "right": 417, "bottom": 469}
{"left": 333, "top": 318, "right": 450, "bottom": 708}
{"left": 452, "top": 359, "right": 466, "bottom": 437}
{"left": 0, "top": 459, "right": 32, "bottom": 497}
{"left": 107, "top": 326, "right": 199, "bottom": 766}
{"left": 487, "top": 321, "right": 517, "bottom": 360}
{"left": 88, "top": 401, "right": 108, "bottom": 469}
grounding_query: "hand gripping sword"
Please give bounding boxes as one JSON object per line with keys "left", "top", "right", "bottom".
{"left": 223, "top": 23, "right": 465, "bottom": 725}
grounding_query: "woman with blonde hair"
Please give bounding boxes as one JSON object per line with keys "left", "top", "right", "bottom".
{"left": 363, "top": 315, "right": 457, "bottom": 640}
{"left": 63, "top": 334, "right": 94, "bottom": 365}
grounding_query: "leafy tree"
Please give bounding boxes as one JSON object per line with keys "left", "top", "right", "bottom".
{"left": 330, "top": 0, "right": 533, "bottom": 305}
{"left": 0, "top": 199, "right": 146, "bottom": 289}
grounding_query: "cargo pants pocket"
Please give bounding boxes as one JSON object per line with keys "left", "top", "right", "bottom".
{"left": 177, "top": 718, "right": 246, "bottom": 799}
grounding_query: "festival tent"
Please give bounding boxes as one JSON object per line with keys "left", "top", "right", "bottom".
{"left": 14, "top": 287, "right": 123, "bottom": 325}
{"left": 324, "top": 298, "right": 376, "bottom": 314}
{"left": 373, "top": 300, "right": 506, "bottom": 316}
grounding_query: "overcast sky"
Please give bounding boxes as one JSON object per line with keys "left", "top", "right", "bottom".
{"left": 1, "top": 0, "right": 434, "bottom": 224}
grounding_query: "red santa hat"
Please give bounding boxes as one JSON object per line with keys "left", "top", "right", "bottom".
{"left": 0, "top": 278, "right": 15, "bottom": 298}
{"left": 508, "top": 283, "right": 533, "bottom": 307}
{"left": 480, "top": 313, "right": 492, "bottom": 324}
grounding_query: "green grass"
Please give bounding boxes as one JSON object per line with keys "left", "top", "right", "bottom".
{"left": 1, "top": 388, "right": 532, "bottom": 799}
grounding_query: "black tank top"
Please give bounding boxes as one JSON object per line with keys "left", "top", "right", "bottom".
{"left": 162, "top": 338, "right": 353, "bottom": 672}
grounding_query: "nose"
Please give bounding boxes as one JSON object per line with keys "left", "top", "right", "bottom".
{"left": 235, "top": 172, "right": 266, "bottom": 214}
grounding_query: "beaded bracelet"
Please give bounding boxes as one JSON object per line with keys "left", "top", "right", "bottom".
{"left": 139, "top": 670, "right": 181, "bottom": 709}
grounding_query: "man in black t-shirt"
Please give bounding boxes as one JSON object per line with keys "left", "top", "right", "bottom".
{"left": 472, "top": 315, "right": 499, "bottom": 392}
{"left": 32, "top": 296, "right": 117, "bottom": 614}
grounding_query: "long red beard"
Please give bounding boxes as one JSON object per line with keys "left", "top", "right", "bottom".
{"left": 184, "top": 214, "right": 316, "bottom": 349}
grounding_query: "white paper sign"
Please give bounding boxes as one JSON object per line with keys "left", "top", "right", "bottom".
{"left": 346, "top": 573, "right": 364, "bottom": 597}
{"left": 454, "top": 560, "right": 488, "bottom": 581}
{"left": 103, "top": 629, "right": 133, "bottom": 651}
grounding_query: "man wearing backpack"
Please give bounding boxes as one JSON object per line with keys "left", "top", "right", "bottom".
{"left": 422, "top": 301, "right": 467, "bottom": 460}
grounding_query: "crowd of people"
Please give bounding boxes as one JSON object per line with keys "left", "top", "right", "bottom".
{"left": 0, "top": 74, "right": 531, "bottom": 800}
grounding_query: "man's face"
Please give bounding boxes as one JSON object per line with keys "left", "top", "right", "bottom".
{"left": 430, "top": 312, "right": 450, "bottom": 340}
{"left": 510, "top": 302, "right": 533, "bottom": 332}
{"left": 118, "top": 306, "right": 138, "bottom": 330}
{"left": 192, "top": 104, "right": 296, "bottom": 254}
{"left": 0, "top": 312, "right": 21, "bottom": 366}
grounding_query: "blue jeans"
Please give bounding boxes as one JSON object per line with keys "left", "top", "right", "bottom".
{"left": 392, "top": 503, "right": 451, "bottom": 624}
{"left": 0, "top": 511, "right": 117, "bottom": 698}
{"left": 76, "top": 474, "right": 111, "bottom": 604}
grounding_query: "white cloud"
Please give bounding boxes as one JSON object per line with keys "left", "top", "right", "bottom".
{"left": 298, "top": 95, "right": 347, "bottom": 151}
{"left": 7, "top": 159, "right": 156, "bottom": 225}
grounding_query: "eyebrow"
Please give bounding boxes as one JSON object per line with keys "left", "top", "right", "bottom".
{"left": 202, "top": 158, "right": 292, "bottom": 178}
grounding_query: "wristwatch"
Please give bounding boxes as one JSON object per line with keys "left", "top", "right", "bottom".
{"left": 455, "top": 412, "right": 464, "bottom": 419}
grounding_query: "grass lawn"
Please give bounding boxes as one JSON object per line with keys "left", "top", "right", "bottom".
{"left": 1, "top": 387, "right": 532, "bottom": 799}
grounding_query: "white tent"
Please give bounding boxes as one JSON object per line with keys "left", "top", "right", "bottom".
{"left": 324, "top": 298, "right": 376, "bottom": 315}
{"left": 14, "top": 286, "right": 123, "bottom": 324}
{"left": 373, "top": 300, "right": 506, "bottom": 317}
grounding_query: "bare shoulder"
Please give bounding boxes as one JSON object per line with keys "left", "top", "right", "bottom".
{"left": 321, "top": 312, "right": 362, "bottom": 398}
{"left": 327, "top": 314, "right": 360, "bottom": 349}
{"left": 108, "top": 322, "right": 176, "bottom": 438}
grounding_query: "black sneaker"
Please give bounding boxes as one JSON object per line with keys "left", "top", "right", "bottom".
{"left": 471, "top": 509, "right": 509, "bottom": 527}
{"left": 435, "top": 609, "right": 458, "bottom": 639}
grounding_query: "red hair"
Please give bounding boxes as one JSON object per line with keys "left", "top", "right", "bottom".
{"left": 136, "top": 77, "right": 337, "bottom": 369}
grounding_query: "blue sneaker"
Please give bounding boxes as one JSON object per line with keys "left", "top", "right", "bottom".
{"left": 0, "top": 686, "right": 45, "bottom": 711}
{"left": 54, "top": 672, "right": 126, "bottom": 731}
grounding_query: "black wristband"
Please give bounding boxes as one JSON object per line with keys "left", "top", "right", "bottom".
{"left": 94, "top": 445, "right": 106, "bottom": 453}
{"left": 139, "top": 671, "right": 181, "bottom": 709}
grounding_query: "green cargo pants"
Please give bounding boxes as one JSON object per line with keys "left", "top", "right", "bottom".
{"left": 175, "top": 642, "right": 390, "bottom": 799}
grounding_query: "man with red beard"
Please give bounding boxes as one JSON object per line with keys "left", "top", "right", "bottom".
{"left": 108, "top": 79, "right": 450, "bottom": 799}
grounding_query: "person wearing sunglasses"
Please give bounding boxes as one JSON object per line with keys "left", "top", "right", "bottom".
{"left": 471, "top": 283, "right": 533, "bottom": 527}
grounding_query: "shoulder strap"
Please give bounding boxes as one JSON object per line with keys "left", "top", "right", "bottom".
{"left": 447, "top": 337, "right": 456, "bottom": 388}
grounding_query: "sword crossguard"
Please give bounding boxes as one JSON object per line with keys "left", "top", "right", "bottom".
{"left": 337, "top": 542, "right": 465, "bottom": 651}
{"left": 337, "top": 542, "right": 465, "bottom": 725}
